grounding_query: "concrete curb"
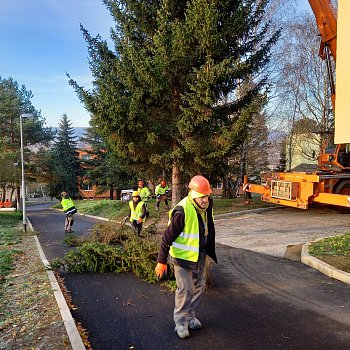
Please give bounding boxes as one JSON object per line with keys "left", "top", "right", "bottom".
{"left": 27, "top": 218, "right": 86, "bottom": 350}
{"left": 0, "top": 207, "right": 16, "bottom": 212}
{"left": 51, "top": 207, "right": 110, "bottom": 222}
{"left": 76, "top": 212, "right": 110, "bottom": 221}
{"left": 215, "top": 205, "right": 282, "bottom": 219}
{"left": 301, "top": 239, "right": 350, "bottom": 285}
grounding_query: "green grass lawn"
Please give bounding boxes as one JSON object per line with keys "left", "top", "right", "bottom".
{"left": 308, "top": 233, "right": 350, "bottom": 273}
{"left": 53, "top": 195, "right": 275, "bottom": 220}
{"left": 0, "top": 212, "right": 71, "bottom": 348}
{"left": 53, "top": 199, "right": 129, "bottom": 220}
{"left": 0, "top": 212, "right": 22, "bottom": 280}
{"left": 212, "top": 196, "right": 275, "bottom": 214}
{"left": 309, "top": 234, "right": 350, "bottom": 256}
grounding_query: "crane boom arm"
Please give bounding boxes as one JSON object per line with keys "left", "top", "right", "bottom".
{"left": 242, "top": 0, "right": 350, "bottom": 209}
{"left": 308, "top": 0, "right": 337, "bottom": 60}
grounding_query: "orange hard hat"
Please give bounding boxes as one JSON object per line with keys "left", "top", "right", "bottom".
{"left": 188, "top": 175, "right": 212, "bottom": 195}
{"left": 160, "top": 180, "right": 166, "bottom": 187}
{"left": 138, "top": 181, "right": 144, "bottom": 186}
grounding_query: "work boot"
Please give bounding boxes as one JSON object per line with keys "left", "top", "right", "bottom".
{"left": 156, "top": 206, "right": 159, "bottom": 211}
{"left": 175, "top": 325, "right": 190, "bottom": 339}
{"left": 189, "top": 317, "right": 202, "bottom": 330}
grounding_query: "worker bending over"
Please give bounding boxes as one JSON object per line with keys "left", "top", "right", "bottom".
{"left": 155, "top": 180, "right": 170, "bottom": 211}
{"left": 61, "top": 192, "right": 77, "bottom": 233}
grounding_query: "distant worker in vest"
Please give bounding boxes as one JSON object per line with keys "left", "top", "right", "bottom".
{"left": 155, "top": 180, "right": 170, "bottom": 211}
{"left": 126, "top": 191, "right": 147, "bottom": 235}
{"left": 137, "top": 180, "right": 151, "bottom": 217}
{"left": 155, "top": 175, "right": 217, "bottom": 339}
{"left": 61, "top": 192, "right": 77, "bottom": 233}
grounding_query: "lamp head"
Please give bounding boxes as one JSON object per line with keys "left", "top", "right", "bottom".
{"left": 20, "top": 113, "right": 34, "bottom": 120}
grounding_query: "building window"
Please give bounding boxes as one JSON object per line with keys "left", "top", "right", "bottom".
{"left": 82, "top": 183, "right": 92, "bottom": 191}
{"left": 81, "top": 154, "right": 92, "bottom": 160}
{"left": 214, "top": 181, "right": 222, "bottom": 189}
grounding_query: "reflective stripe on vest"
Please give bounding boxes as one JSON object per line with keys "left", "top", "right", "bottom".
{"left": 169, "top": 197, "right": 199, "bottom": 262}
{"left": 61, "top": 197, "right": 74, "bottom": 212}
{"left": 129, "top": 200, "right": 144, "bottom": 221}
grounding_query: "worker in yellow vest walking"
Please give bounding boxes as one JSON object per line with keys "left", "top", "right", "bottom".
{"left": 61, "top": 191, "right": 77, "bottom": 233}
{"left": 155, "top": 175, "right": 217, "bottom": 339}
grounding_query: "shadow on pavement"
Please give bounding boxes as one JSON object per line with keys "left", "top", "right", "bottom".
{"left": 27, "top": 206, "right": 350, "bottom": 350}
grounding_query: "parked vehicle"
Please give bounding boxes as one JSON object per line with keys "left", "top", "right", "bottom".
{"left": 120, "top": 189, "right": 133, "bottom": 202}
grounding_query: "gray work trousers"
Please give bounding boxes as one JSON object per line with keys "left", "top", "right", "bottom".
{"left": 172, "top": 254, "right": 207, "bottom": 328}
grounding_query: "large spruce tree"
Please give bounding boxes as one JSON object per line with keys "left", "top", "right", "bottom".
{"left": 69, "top": 0, "right": 279, "bottom": 203}
{"left": 51, "top": 114, "right": 81, "bottom": 198}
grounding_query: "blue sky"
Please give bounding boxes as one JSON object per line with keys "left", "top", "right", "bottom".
{"left": 1, "top": 0, "right": 310, "bottom": 128}
{"left": 0, "top": 0, "right": 114, "bottom": 127}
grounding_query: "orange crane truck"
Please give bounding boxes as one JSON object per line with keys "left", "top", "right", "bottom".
{"left": 243, "top": 0, "right": 350, "bottom": 209}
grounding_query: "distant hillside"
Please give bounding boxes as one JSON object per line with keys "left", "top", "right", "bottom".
{"left": 47, "top": 127, "right": 286, "bottom": 154}
{"left": 50, "top": 127, "right": 87, "bottom": 139}
{"left": 74, "top": 127, "right": 87, "bottom": 139}
{"left": 49, "top": 127, "right": 88, "bottom": 148}
{"left": 268, "top": 129, "right": 286, "bottom": 143}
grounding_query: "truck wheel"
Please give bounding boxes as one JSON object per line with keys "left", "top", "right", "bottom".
{"left": 334, "top": 180, "right": 350, "bottom": 195}
{"left": 334, "top": 180, "right": 350, "bottom": 213}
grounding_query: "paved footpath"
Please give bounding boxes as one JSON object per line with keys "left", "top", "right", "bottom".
{"left": 28, "top": 203, "right": 350, "bottom": 350}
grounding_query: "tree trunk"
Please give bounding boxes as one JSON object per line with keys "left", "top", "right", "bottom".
{"left": 222, "top": 175, "right": 234, "bottom": 199}
{"left": 10, "top": 187, "right": 15, "bottom": 202}
{"left": 16, "top": 186, "right": 21, "bottom": 210}
{"left": 1, "top": 185, "right": 5, "bottom": 201}
{"left": 171, "top": 162, "right": 181, "bottom": 207}
{"left": 222, "top": 176, "right": 228, "bottom": 198}
{"left": 236, "top": 142, "right": 252, "bottom": 200}
{"left": 234, "top": 144, "right": 246, "bottom": 198}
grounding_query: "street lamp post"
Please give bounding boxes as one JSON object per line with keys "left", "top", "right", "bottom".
{"left": 13, "top": 162, "right": 19, "bottom": 210}
{"left": 20, "top": 113, "right": 34, "bottom": 232}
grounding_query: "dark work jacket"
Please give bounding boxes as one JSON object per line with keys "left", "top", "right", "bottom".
{"left": 157, "top": 197, "right": 217, "bottom": 270}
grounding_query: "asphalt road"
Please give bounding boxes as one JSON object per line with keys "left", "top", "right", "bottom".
{"left": 28, "top": 203, "right": 350, "bottom": 350}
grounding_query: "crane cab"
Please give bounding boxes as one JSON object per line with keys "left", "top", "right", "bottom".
{"left": 319, "top": 143, "right": 350, "bottom": 171}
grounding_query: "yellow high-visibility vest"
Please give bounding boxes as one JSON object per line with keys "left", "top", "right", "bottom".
{"left": 129, "top": 200, "right": 145, "bottom": 222}
{"left": 169, "top": 197, "right": 200, "bottom": 262}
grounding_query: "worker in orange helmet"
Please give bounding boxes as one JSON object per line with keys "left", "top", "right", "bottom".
{"left": 125, "top": 191, "right": 147, "bottom": 235}
{"left": 155, "top": 179, "right": 170, "bottom": 211}
{"left": 155, "top": 175, "right": 217, "bottom": 339}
